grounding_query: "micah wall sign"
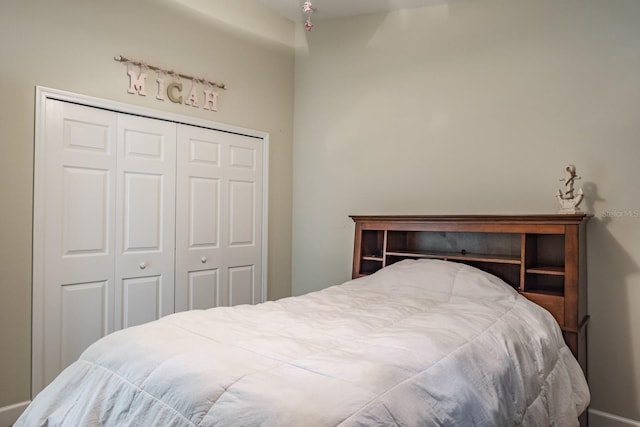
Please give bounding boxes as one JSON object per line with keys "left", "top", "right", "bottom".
{"left": 115, "top": 55, "right": 225, "bottom": 113}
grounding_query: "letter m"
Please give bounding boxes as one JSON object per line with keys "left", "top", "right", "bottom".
{"left": 127, "top": 70, "right": 147, "bottom": 96}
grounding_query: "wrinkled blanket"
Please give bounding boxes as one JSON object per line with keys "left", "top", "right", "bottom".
{"left": 17, "top": 259, "right": 589, "bottom": 426}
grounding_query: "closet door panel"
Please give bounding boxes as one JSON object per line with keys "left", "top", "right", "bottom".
{"left": 228, "top": 180, "right": 256, "bottom": 246}
{"left": 227, "top": 265, "right": 254, "bottom": 306}
{"left": 190, "top": 177, "right": 220, "bottom": 246}
{"left": 188, "top": 270, "right": 219, "bottom": 310}
{"left": 122, "top": 276, "right": 162, "bottom": 328}
{"left": 40, "top": 100, "right": 117, "bottom": 387}
{"left": 115, "top": 114, "right": 176, "bottom": 328}
{"left": 221, "top": 134, "right": 263, "bottom": 306}
{"left": 122, "top": 172, "right": 163, "bottom": 250}
{"left": 62, "top": 167, "right": 110, "bottom": 254}
{"left": 60, "top": 281, "right": 108, "bottom": 368}
{"left": 176, "top": 125, "right": 223, "bottom": 311}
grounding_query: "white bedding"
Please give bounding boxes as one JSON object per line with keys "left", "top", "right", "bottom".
{"left": 17, "top": 259, "right": 589, "bottom": 426}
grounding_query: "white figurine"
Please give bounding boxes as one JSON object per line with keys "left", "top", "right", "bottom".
{"left": 556, "top": 164, "right": 584, "bottom": 214}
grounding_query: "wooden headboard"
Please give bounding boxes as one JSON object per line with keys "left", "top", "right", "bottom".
{"left": 350, "top": 214, "right": 590, "bottom": 373}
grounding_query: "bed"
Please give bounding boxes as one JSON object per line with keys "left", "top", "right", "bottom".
{"left": 16, "top": 258, "right": 589, "bottom": 426}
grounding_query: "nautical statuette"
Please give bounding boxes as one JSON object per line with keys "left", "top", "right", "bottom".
{"left": 556, "top": 164, "right": 584, "bottom": 214}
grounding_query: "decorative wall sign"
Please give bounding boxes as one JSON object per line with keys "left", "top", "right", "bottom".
{"left": 115, "top": 55, "right": 225, "bottom": 112}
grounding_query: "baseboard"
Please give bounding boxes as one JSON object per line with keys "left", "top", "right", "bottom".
{"left": 0, "top": 401, "right": 29, "bottom": 427}
{"left": 590, "top": 408, "right": 640, "bottom": 427}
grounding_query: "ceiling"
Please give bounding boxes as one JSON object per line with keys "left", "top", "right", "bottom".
{"left": 253, "top": 0, "right": 451, "bottom": 22}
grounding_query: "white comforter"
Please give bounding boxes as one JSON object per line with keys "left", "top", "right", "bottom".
{"left": 17, "top": 260, "right": 589, "bottom": 426}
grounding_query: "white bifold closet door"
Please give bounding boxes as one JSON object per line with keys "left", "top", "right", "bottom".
{"left": 41, "top": 100, "right": 118, "bottom": 388}
{"left": 175, "top": 126, "right": 263, "bottom": 311}
{"left": 35, "top": 98, "right": 263, "bottom": 392}
{"left": 115, "top": 114, "right": 176, "bottom": 330}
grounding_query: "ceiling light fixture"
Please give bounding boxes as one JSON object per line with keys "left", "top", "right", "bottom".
{"left": 303, "top": 1, "right": 316, "bottom": 31}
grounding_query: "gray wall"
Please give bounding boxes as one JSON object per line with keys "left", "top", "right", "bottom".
{"left": 0, "top": 0, "right": 294, "bottom": 409}
{"left": 292, "top": 0, "right": 640, "bottom": 421}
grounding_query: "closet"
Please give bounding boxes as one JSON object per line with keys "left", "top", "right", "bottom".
{"left": 32, "top": 92, "right": 266, "bottom": 394}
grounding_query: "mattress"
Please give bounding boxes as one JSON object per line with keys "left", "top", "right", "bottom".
{"left": 17, "top": 259, "right": 589, "bottom": 426}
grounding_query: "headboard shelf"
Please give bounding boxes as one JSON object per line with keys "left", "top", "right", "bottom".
{"left": 526, "top": 266, "right": 565, "bottom": 275}
{"left": 384, "top": 249, "right": 521, "bottom": 265}
{"left": 351, "top": 214, "right": 590, "bottom": 373}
